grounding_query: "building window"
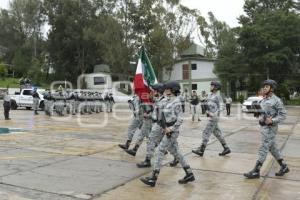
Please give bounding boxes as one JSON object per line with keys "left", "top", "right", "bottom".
{"left": 191, "top": 64, "right": 197, "bottom": 70}
{"left": 182, "top": 64, "right": 189, "bottom": 80}
{"left": 94, "top": 77, "right": 106, "bottom": 85}
{"left": 192, "top": 84, "right": 197, "bottom": 90}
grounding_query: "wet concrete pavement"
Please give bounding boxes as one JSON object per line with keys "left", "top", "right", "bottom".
{"left": 0, "top": 104, "right": 299, "bottom": 200}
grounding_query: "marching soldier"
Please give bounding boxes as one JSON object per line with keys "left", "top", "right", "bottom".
{"left": 140, "top": 81, "right": 195, "bottom": 187}
{"left": 124, "top": 101, "right": 153, "bottom": 156}
{"left": 66, "top": 91, "right": 76, "bottom": 115}
{"left": 192, "top": 81, "right": 231, "bottom": 157}
{"left": 78, "top": 92, "right": 85, "bottom": 115}
{"left": 54, "top": 91, "right": 65, "bottom": 116}
{"left": 244, "top": 79, "right": 289, "bottom": 178}
{"left": 118, "top": 94, "right": 143, "bottom": 150}
{"left": 74, "top": 91, "right": 80, "bottom": 114}
{"left": 136, "top": 83, "right": 169, "bottom": 168}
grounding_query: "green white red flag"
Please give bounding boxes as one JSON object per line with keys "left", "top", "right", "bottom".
{"left": 134, "top": 47, "right": 158, "bottom": 103}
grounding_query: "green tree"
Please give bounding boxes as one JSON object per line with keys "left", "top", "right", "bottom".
{"left": 238, "top": 0, "right": 300, "bottom": 85}
{"left": 28, "top": 57, "right": 42, "bottom": 85}
{"left": 0, "top": 0, "right": 45, "bottom": 78}
{"left": 0, "top": 62, "right": 8, "bottom": 80}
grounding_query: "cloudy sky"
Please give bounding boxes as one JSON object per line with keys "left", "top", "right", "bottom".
{"left": 0, "top": 0, "right": 245, "bottom": 41}
{"left": 0, "top": 0, "right": 245, "bottom": 26}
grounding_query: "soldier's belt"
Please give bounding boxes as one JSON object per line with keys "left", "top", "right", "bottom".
{"left": 165, "top": 121, "right": 176, "bottom": 127}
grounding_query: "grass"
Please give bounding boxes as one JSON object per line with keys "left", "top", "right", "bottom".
{"left": 0, "top": 77, "right": 20, "bottom": 88}
{"left": 286, "top": 98, "right": 300, "bottom": 106}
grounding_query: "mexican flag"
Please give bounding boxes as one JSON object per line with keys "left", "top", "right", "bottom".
{"left": 134, "top": 47, "right": 158, "bottom": 103}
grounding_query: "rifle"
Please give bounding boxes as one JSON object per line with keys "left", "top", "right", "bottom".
{"left": 251, "top": 101, "right": 270, "bottom": 126}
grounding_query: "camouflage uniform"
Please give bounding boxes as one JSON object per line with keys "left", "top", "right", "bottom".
{"left": 47, "top": 93, "right": 54, "bottom": 116}
{"left": 257, "top": 94, "right": 287, "bottom": 163}
{"left": 202, "top": 92, "right": 228, "bottom": 146}
{"left": 124, "top": 104, "right": 153, "bottom": 156}
{"left": 244, "top": 80, "right": 289, "bottom": 179}
{"left": 153, "top": 96, "right": 191, "bottom": 171}
{"left": 145, "top": 96, "right": 166, "bottom": 159}
{"left": 127, "top": 95, "right": 143, "bottom": 140}
{"left": 53, "top": 92, "right": 65, "bottom": 116}
{"left": 134, "top": 104, "right": 153, "bottom": 146}
{"left": 140, "top": 81, "right": 194, "bottom": 187}
{"left": 192, "top": 90, "right": 230, "bottom": 157}
{"left": 119, "top": 95, "right": 143, "bottom": 149}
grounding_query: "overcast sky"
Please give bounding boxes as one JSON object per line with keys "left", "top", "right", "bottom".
{"left": 181, "top": 0, "right": 245, "bottom": 27}
{"left": 0, "top": 0, "right": 245, "bottom": 26}
{"left": 0, "top": 0, "right": 245, "bottom": 42}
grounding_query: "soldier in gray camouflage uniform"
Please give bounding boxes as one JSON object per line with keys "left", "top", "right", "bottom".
{"left": 244, "top": 79, "right": 289, "bottom": 179}
{"left": 192, "top": 81, "right": 231, "bottom": 157}
{"left": 118, "top": 94, "right": 143, "bottom": 150}
{"left": 136, "top": 83, "right": 165, "bottom": 167}
{"left": 54, "top": 91, "right": 65, "bottom": 116}
{"left": 140, "top": 81, "right": 195, "bottom": 187}
{"left": 124, "top": 103, "right": 153, "bottom": 156}
{"left": 136, "top": 83, "right": 178, "bottom": 168}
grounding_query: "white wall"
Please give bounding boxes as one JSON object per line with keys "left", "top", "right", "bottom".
{"left": 191, "top": 61, "right": 217, "bottom": 79}
{"left": 163, "top": 59, "right": 217, "bottom": 81}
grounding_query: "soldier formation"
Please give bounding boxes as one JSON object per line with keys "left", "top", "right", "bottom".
{"left": 118, "top": 79, "right": 289, "bottom": 187}
{"left": 3, "top": 78, "right": 289, "bottom": 187}
{"left": 42, "top": 90, "right": 114, "bottom": 116}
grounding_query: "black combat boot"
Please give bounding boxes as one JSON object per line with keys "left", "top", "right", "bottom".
{"left": 140, "top": 170, "right": 159, "bottom": 187}
{"left": 244, "top": 161, "right": 262, "bottom": 179}
{"left": 192, "top": 144, "right": 206, "bottom": 157}
{"left": 136, "top": 157, "right": 151, "bottom": 168}
{"left": 118, "top": 140, "right": 131, "bottom": 150}
{"left": 125, "top": 145, "right": 139, "bottom": 156}
{"left": 35, "top": 110, "right": 39, "bottom": 115}
{"left": 169, "top": 157, "right": 179, "bottom": 167}
{"left": 178, "top": 166, "right": 195, "bottom": 184}
{"left": 275, "top": 159, "right": 290, "bottom": 176}
{"left": 219, "top": 143, "right": 231, "bottom": 156}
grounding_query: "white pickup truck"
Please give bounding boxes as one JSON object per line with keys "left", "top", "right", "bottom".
{"left": 10, "top": 89, "right": 45, "bottom": 110}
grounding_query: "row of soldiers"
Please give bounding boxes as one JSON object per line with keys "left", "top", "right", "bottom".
{"left": 118, "top": 79, "right": 289, "bottom": 187}
{"left": 42, "top": 91, "right": 115, "bottom": 116}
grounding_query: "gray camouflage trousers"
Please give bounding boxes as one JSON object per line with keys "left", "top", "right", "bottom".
{"left": 33, "top": 98, "right": 39, "bottom": 111}
{"left": 145, "top": 123, "right": 164, "bottom": 159}
{"left": 134, "top": 118, "right": 152, "bottom": 146}
{"left": 127, "top": 117, "right": 142, "bottom": 141}
{"left": 258, "top": 125, "right": 282, "bottom": 163}
{"left": 202, "top": 117, "right": 227, "bottom": 146}
{"left": 55, "top": 100, "right": 64, "bottom": 115}
{"left": 154, "top": 131, "right": 190, "bottom": 171}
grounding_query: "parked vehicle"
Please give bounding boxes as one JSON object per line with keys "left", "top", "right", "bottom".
{"left": 10, "top": 89, "right": 45, "bottom": 110}
{"left": 242, "top": 96, "right": 263, "bottom": 113}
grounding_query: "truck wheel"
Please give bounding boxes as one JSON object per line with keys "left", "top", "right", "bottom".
{"left": 10, "top": 100, "right": 18, "bottom": 110}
